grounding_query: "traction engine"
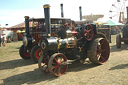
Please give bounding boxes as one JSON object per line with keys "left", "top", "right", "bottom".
{"left": 38, "top": 4, "right": 110, "bottom": 76}
{"left": 116, "top": 6, "right": 128, "bottom": 48}
{"left": 19, "top": 11, "right": 71, "bottom": 63}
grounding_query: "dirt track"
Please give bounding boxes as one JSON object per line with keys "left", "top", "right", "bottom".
{"left": 0, "top": 35, "right": 128, "bottom": 85}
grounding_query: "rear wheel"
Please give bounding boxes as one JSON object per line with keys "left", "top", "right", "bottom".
{"left": 87, "top": 38, "right": 110, "bottom": 64}
{"left": 19, "top": 45, "right": 31, "bottom": 59}
{"left": 30, "top": 45, "right": 41, "bottom": 63}
{"left": 116, "top": 34, "right": 121, "bottom": 48}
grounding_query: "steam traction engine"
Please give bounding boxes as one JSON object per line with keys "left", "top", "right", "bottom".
{"left": 116, "top": 6, "right": 128, "bottom": 48}
{"left": 19, "top": 16, "right": 71, "bottom": 63}
{"left": 38, "top": 4, "right": 110, "bottom": 76}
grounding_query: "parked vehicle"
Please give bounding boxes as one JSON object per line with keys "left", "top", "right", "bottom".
{"left": 116, "top": 6, "right": 128, "bottom": 48}
{"left": 38, "top": 4, "right": 110, "bottom": 76}
{"left": 19, "top": 16, "right": 72, "bottom": 63}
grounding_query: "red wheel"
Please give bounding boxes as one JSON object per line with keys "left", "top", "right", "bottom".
{"left": 19, "top": 45, "right": 31, "bottom": 59}
{"left": 38, "top": 52, "right": 50, "bottom": 74}
{"left": 84, "top": 25, "right": 94, "bottom": 41}
{"left": 116, "top": 34, "right": 121, "bottom": 48}
{"left": 35, "top": 48, "right": 41, "bottom": 59}
{"left": 88, "top": 38, "right": 110, "bottom": 64}
{"left": 30, "top": 45, "right": 41, "bottom": 63}
{"left": 48, "top": 53, "right": 68, "bottom": 76}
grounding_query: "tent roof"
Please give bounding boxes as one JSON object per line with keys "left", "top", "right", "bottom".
{"left": 10, "top": 22, "right": 25, "bottom": 29}
{"left": 104, "top": 20, "right": 124, "bottom": 26}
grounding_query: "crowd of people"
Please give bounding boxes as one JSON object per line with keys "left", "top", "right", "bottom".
{"left": 0, "top": 34, "right": 6, "bottom": 47}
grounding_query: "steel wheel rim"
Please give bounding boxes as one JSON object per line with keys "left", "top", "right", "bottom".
{"left": 49, "top": 53, "right": 68, "bottom": 76}
{"left": 35, "top": 48, "right": 41, "bottom": 60}
{"left": 84, "top": 25, "right": 94, "bottom": 41}
{"left": 97, "top": 39, "right": 110, "bottom": 64}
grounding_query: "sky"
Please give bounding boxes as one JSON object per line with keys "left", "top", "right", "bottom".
{"left": 0, "top": 0, "right": 125, "bottom": 27}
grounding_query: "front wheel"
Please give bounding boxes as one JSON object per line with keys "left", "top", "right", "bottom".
{"left": 38, "top": 52, "right": 50, "bottom": 74}
{"left": 48, "top": 53, "right": 68, "bottom": 76}
{"left": 30, "top": 45, "right": 41, "bottom": 63}
{"left": 19, "top": 45, "right": 31, "bottom": 59}
{"left": 116, "top": 34, "right": 121, "bottom": 48}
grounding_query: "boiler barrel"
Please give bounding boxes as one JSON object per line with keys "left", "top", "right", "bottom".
{"left": 41, "top": 37, "right": 75, "bottom": 51}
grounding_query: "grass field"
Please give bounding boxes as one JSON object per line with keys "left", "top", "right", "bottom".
{"left": 0, "top": 35, "right": 128, "bottom": 85}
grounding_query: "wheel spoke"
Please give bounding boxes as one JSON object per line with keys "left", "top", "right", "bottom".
{"left": 54, "top": 58, "right": 59, "bottom": 64}
{"left": 102, "top": 49, "right": 107, "bottom": 52}
{"left": 52, "top": 62, "right": 56, "bottom": 65}
{"left": 58, "top": 66, "right": 61, "bottom": 75}
{"left": 53, "top": 66, "right": 57, "bottom": 73}
{"left": 60, "top": 57, "right": 63, "bottom": 63}
{"left": 84, "top": 33, "right": 87, "bottom": 36}
{"left": 88, "top": 29, "right": 91, "bottom": 32}
{"left": 100, "top": 55, "right": 105, "bottom": 61}
{"left": 84, "top": 29, "right": 88, "bottom": 32}
{"left": 52, "top": 65, "right": 58, "bottom": 70}
{"left": 87, "top": 35, "right": 89, "bottom": 39}
{"left": 60, "top": 66, "right": 63, "bottom": 73}
{"left": 88, "top": 33, "right": 92, "bottom": 36}
{"left": 87, "top": 26, "right": 89, "bottom": 30}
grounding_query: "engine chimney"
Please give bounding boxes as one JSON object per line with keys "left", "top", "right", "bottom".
{"left": 60, "top": 3, "right": 64, "bottom": 18}
{"left": 126, "top": 6, "right": 128, "bottom": 24}
{"left": 43, "top": 4, "right": 51, "bottom": 36}
{"left": 79, "top": 6, "right": 82, "bottom": 21}
{"left": 24, "top": 16, "right": 29, "bottom": 36}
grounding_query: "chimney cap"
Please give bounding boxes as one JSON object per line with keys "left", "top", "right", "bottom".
{"left": 24, "top": 16, "right": 29, "bottom": 19}
{"left": 43, "top": 4, "right": 50, "bottom": 8}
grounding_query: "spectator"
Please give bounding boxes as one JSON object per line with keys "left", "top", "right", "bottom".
{"left": 1, "top": 34, "right": 6, "bottom": 47}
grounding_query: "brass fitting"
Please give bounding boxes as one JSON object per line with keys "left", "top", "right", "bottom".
{"left": 43, "top": 4, "right": 50, "bottom": 8}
